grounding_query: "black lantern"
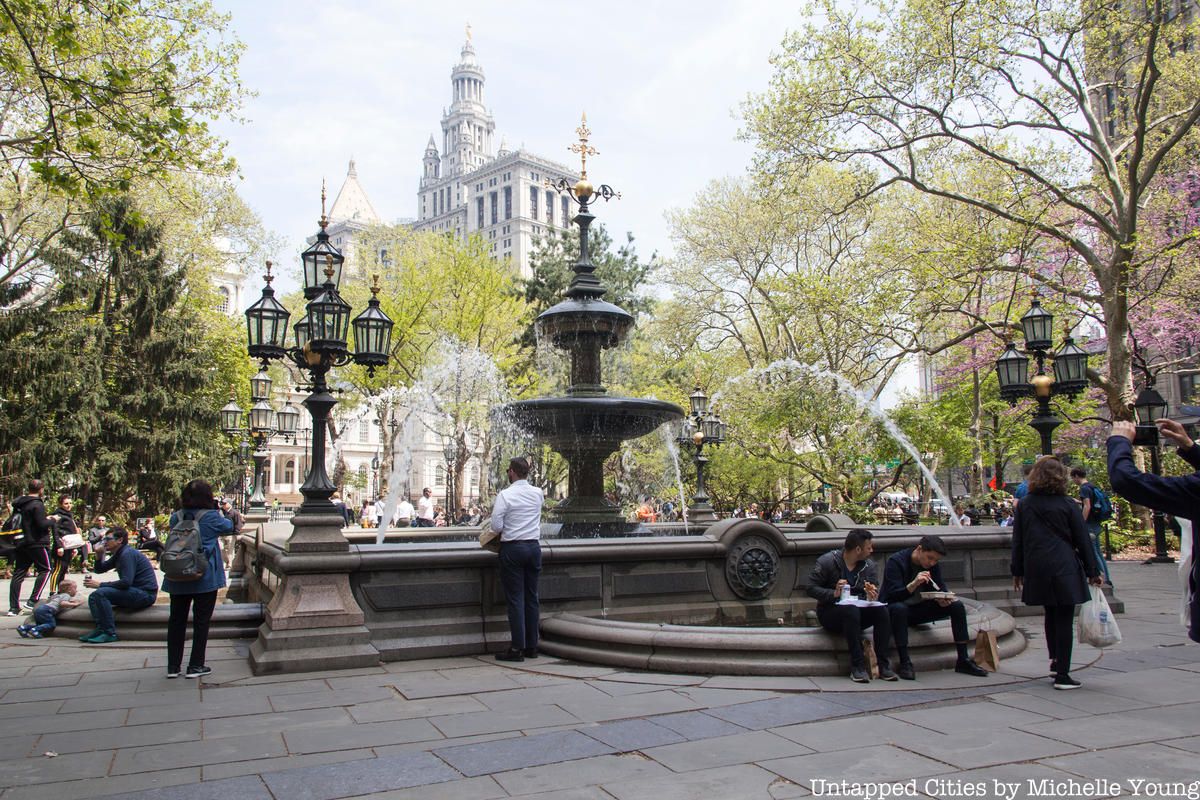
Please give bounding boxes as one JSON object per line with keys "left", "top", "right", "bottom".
{"left": 308, "top": 283, "right": 352, "bottom": 354}
{"left": 220, "top": 393, "right": 243, "bottom": 435}
{"left": 277, "top": 401, "right": 300, "bottom": 439}
{"left": 250, "top": 370, "right": 273, "bottom": 403}
{"left": 995, "top": 341, "right": 1030, "bottom": 401}
{"left": 371, "top": 452, "right": 380, "bottom": 471}
{"left": 1134, "top": 385, "right": 1168, "bottom": 425}
{"left": 300, "top": 190, "right": 344, "bottom": 299}
{"left": 245, "top": 262, "right": 290, "bottom": 361}
{"left": 294, "top": 314, "right": 312, "bottom": 350}
{"left": 443, "top": 438, "right": 456, "bottom": 465}
{"left": 249, "top": 399, "right": 275, "bottom": 435}
{"left": 1020, "top": 299, "right": 1054, "bottom": 351}
{"left": 1052, "top": 337, "right": 1089, "bottom": 395}
{"left": 237, "top": 439, "right": 251, "bottom": 461}
{"left": 352, "top": 275, "right": 394, "bottom": 375}
{"left": 701, "top": 411, "right": 722, "bottom": 442}
{"left": 688, "top": 385, "right": 709, "bottom": 417}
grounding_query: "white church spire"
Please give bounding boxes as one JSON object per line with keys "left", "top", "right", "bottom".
{"left": 328, "top": 158, "right": 380, "bottom": 224}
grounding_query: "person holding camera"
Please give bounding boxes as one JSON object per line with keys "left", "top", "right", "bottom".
{"left": 164, "top": 480, "right": 234, "bottom": 679}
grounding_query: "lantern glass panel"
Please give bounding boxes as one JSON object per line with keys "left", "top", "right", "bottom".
{"left": 245, "top": 285, "right": 290, "bottom": 356}
{"left": 702, "top": 414, "right": 720, "bottom": 440}
{"left": 220, "top": 400, "right": 243, "bottom": 434}
{"left": 1052, "top": 338, "right": 1089, "bottom": 388}
{"left": 300, "top": 233, "right": 345, "bottom": 298}
{"left": 995, "top": 342, "right": 1029, "bottom": 392}
{"left": 250, "top": 370, "right": 272, "bottom": 402}
{"left": 1020, "top": 300, "right": 1054, "bottom": 350}
{"left": 249, "top": 400, "right": 275, "bottom": 434}
{"left": 678, "top": 418, "right": 695, "bottom": 443}
{"left": 352, "top": 299, "right": 393, "bottom": 364}
{"left": 294, "top": 314, "right": 311, "bottom": 349}
{"left": 238, "top": 440, "right": 251, "bottom": 461}
{"left": 688, "top": 387, "right": 709, "bottom": 416}
{"left": 308, "top": 288, "right": 351, "bottom": 351}
{"left": 1134, "top": 387, "right": 1168, "bottom": 425}
{"left": 277, "top": 402, "right": 300, "bottom": 436}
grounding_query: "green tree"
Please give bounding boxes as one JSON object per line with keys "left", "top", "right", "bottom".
{"left": 746, "top": 0, "right": 1200, "bottom": 419}
{"left": 0, "top": 195, "right": 245, "bottom": 515}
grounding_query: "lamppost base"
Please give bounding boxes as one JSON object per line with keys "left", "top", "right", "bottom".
{"left": 247, "top": 511, "right": 379, "bottom": 675}
{"left": 686, "top": 504, "right": 718, "bottom": 524}
{"left": 1142, "top": 555, "right": 1177, "bottom": 565}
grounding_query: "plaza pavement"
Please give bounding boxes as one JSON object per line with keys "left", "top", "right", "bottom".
{"left": 0, "top": 560, "right": 1196, "bottom": 800}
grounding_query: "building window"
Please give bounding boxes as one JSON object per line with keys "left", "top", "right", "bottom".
{"left": 504, "top": 186, "right": 512, "bottom": 219}
{"left": 546, "top": 190, "right": 554, "bottom": 224}
{"left": 216, "top": 286, "right": 230, "bottom": 315}
{"left": 1181, "top": 373, "right": 1199, "bottom": 406}
{"left": 490, "top": 191, "right": 498, "bottom": 225}
{"left": 562, "top": 196, "right": 571, "bottom": 227}
{"left": 359, "top": 419, "right": 370, "bottom": 443}
{"left": 283, "top": 459, "right": 295, "bottom": 484}
{"left": 530, "top": 187, "right": 538, "bottom": 219}
{"left": 435, "top": 465, "right": 445, "bottom": 487}
{"left": 476, "top": 197, "right": 484, "bottom": 228}
{"left": 358, "top": 464, "right": 368, "bottom": 490}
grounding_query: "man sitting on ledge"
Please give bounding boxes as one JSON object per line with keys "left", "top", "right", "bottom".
{"left": 80, "top": 526, "right": 158, "bottom": 644}
{"left": 881, "top": 534, "right": 989, "bottom": 680}
{"left": 807, "top": 528, "right": 898, "bottom": 683}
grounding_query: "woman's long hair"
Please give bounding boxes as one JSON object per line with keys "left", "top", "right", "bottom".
{"left": 1027, "top": 457, "right": 1069, "bottom": 496}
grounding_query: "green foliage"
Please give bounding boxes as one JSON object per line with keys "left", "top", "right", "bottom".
{"left": 0, "top": 194, "right": 244, "bottom": 517}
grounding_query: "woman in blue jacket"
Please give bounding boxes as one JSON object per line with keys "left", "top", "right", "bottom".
{"left": 164, "top": 479, "right": 234, "bottom": 678}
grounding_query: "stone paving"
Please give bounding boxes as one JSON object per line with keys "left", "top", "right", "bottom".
{"left": 0, "top": 560, "right": 1196, "bottom": 799}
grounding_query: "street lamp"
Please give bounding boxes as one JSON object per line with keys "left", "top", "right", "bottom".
{"left": 995, "top": 300, "right": 1089, "bottom": 455}
{"left": 1133, "top": 384, "right": 1174, "bottom": 564}
{"left": 442, "top": 438, "right": 457, "bottom": 518}
{"left": 677, "top": 385, "right": 727, "bottom": 522}
{"left": 244, "top": 193, "right": 393, "bottom": 517}
{"left": 371, "top": 451, "right": 380, "bottom": 499}
{"left": 220, "top": 375, "right": 297, "bottom": 513}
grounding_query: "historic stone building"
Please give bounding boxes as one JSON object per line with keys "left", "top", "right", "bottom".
{"left": 410, "top": 31, "right": 578, "bottom": 275}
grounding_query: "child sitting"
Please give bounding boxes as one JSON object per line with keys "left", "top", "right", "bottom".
{"left": 17, "top": 579, "right": 81, "bottom": 638}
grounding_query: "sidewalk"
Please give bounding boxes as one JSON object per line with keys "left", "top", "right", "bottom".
{"left": 0, "top": 560, "right": 1196, "bottom": 799}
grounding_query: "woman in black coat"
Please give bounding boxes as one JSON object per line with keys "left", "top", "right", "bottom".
{"left": 1011, "top": 456, "right": 1103, "bottom": 690}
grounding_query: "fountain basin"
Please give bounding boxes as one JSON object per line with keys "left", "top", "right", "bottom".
{"left": 502, "top": 396, "right": 684, "bottom": 452}
{"left": 536, "top": 297, "right": 633, "bottom": 348}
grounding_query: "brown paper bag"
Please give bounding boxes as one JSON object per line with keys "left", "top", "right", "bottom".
{"left": 478, "top": 529, "right": 501, "bottom": 553}
{"left": 974, "top": 629, "right": 1000, "bottom": 672}
{"left": 862, "top": 638, "right": 880, "bottom": 678}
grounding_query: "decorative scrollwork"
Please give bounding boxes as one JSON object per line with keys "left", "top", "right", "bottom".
{"left": 725, "top": 534, "right": 780, "bottom": 600}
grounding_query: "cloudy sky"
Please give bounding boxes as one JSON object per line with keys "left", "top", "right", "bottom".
{"left": 210, "top": 0, "right": 793, "bottom": 289}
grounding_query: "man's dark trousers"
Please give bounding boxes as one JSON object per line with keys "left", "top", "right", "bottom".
{"left": 498, "top": 540, "right": 541, "bottom": 650}
{"left": 816, "top": 604, "right": 892, "bottom": 670}
{"left": 8, "top": 546, "right": 51, "bottom": 610}
{"left": 889, "top": 599, "right": 969, "bottom": 662}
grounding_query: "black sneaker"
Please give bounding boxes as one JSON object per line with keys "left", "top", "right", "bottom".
{"left": 877, "top": 665, "right": 899, "bottom": 681}
{"left": 185, "top": 665, "right": 212, "bottom": 679}
{"left": 21, "top": 600, "right": 35, "bottom": 610}
{"left": 522, "top": 647, "right": 539, "bottom": 659}
{"left": 494, "top": 648, "right": 524, "bottom": 663}
{"left": 1053, "top": 675, "right": 1081, "bottom": 690}
{"left": 850, "top": 666, "right": 870, "bottom": 683}
{"left": 4, "top": 609, "right": 20, "bottom": 617}
{"left": 166, "top": 668, "right": 181, "bottom": 679}
{"left": 897, "top": 661, "right": 916, "bottom": 681}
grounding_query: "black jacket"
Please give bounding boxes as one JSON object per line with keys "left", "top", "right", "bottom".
{"left": 11, "top": 495, "right": 51, "bottom": 547}
{"left": 806, "top": 548, "right": 879, "bottom": 607}
{"left": 1011, "top": 493, "right": 1099, "bottom": 607}
{"left": 1108, "top": 435, "right": 1200, "bottom": 643}
{"left": 881, "top": 548, "right": 948, "bottom": 605}
{"left": 51, "top": 509, "right": 77, "bottom": 548}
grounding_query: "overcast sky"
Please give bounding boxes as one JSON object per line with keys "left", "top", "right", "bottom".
{"left": 210, "top": 0, "right": 793, "bottom": 290}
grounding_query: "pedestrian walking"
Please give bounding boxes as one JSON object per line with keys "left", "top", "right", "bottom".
{"left": 6, "top": 479, "right": 54, "bottom": 615}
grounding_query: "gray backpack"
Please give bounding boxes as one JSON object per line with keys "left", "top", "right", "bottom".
{"left": 161, "top": 510, "right": 211, "bottom": 581}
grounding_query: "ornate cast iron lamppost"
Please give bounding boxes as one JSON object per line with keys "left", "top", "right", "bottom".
{"left": 995, "top": 299, "right": 1089, "bottom": 456}
{"left": 241, "top": 191, "right": 393, "bottom": 675}
{"left": 220, "top": 378, "right": 299, "bottom": 513}
{"left": 677, "top": 385, "right": 727, "bottom": 523}
{"left": 1133, "top": 384, "right": 1175, "bottom": 564}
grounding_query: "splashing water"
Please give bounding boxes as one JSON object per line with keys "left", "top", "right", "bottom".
{"left": 730, "top": 359, "right": 962, "bottom": 528}
{"left": 659, "top": 425, "right": 690, "bottom": 533}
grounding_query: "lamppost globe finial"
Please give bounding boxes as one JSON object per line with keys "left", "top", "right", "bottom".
{"left": 319, "top": 179, "right": 328, "bottom": 229}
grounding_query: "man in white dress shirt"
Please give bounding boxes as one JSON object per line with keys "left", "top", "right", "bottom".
{"left": 415, "top": 488, "right": 436, "bottom": 528}
{"left": 490, "top": 457, "right": 544, "bottom": 662}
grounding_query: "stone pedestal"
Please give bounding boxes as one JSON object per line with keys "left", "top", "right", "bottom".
{"left": 248, "top": 512, "right": 380, "bottom": 675}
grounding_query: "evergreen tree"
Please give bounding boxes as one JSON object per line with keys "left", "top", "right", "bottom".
{"left": 0, "top": 196, "right": 241, "bottom": 515}
{"left": 519, "top": 224, "right": 655, "bottom": 348}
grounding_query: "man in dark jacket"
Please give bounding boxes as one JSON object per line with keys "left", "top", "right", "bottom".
{"left": 219, "top": 499, "right": 245, "bottom": 568}
{"left": 80, "top": 526, "right": 158, "bottom": 643}
{"left": 806, "top": 529, "right": 898, "bottom": 683}
{"left": 881, "top": 534, "right": 989, "bottom": 680}
{"left": 1108, "top": 418, "right": 1200, "bottom": 643}
{"left": 6, "top": 479, "right": 54, "bottom": 615}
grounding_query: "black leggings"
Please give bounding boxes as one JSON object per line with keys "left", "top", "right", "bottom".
{"left": 167, "top": 591, "right": 218, "bottom": 671}
{"left": 1044, "top": 604, "right": 1076, "bottom": 678}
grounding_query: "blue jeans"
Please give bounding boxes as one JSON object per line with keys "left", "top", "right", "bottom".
{"left": 88, "top": 586, "right": 155, "bottom": 635}
{"left": 1086, "top": 521, "right": 1112, "bottom": 585}
{"left": 498, "top": 540, "right": 541, "bottom": 650}
{"left": 31, "top": 604, "right": 58, "bottom": 636}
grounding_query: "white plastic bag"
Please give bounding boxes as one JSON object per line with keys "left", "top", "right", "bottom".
{"left": 1078, "top": 585, "right": 1122, "bottom": 648}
